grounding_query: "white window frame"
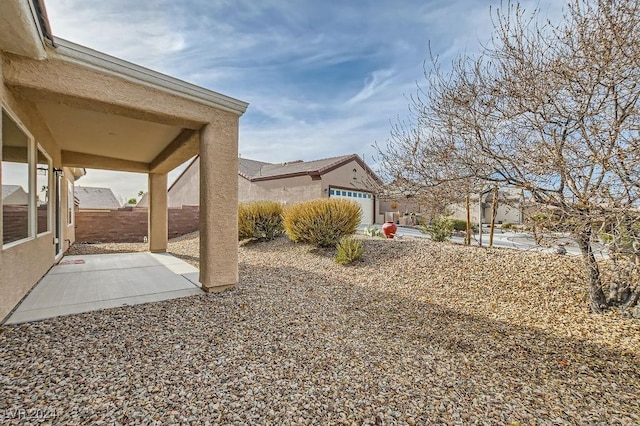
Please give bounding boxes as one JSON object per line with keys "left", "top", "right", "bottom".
{"left": 2, "top": 105, "right": 36, "bottom": 249}
{"left": 36, "top": 144, "right": 52, "bottom": 236}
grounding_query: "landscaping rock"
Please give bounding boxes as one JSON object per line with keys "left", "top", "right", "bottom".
{"left": 2, "top": 233, "right": 639, "bottom": 424}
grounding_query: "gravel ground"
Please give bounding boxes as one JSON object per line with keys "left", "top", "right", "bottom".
{"left": 2, "top": 233, "right": 639, "bottom": 425}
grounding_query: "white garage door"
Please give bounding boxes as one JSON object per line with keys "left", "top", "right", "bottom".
{"left": 329, "top": 188, "right": 374, "bottom": 226}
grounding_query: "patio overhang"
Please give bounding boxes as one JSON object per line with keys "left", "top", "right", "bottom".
{"left": 4, "top": 38, "right": 247, "bottom": 174}
{"left": 3, "top": 31, "right": 247, "bottom": 293}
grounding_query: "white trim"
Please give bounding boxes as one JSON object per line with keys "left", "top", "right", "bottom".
{"left": 50, "top": 38, "right": 249, "bottom": 116}
{"left": 26, "top": 0, "right": 48, "bottom": 50}
{"left": 1, "top": 105, "right": 37, "bottom": 249}
{"left": 36, "top": 144, "right": 52, "bottom": 236}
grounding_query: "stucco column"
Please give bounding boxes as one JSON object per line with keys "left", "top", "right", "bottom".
{"left": 148, "top": 172, "right": 168, "bottom": 253}
{"left": 199, "top": 115, "right": 239, "bottom": 291}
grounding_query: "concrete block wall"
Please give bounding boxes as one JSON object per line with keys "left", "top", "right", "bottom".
{"left": 75, "top": 206, "right": 199, "bottom": 243}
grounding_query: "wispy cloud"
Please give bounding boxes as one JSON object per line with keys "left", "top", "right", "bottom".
{"left": 347, "top": 69, "right": 397, "bottom": 105}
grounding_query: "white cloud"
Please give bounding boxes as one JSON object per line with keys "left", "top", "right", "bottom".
{"left": 347, "top": 69, "right": 397, "bottom": 105}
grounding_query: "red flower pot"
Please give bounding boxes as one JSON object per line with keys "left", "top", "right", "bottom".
{"left": 382, "top": 221, "right": 397, "bottom": 239}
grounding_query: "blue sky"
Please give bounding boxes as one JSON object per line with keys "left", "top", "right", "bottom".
{"left": 45, "top": 0, "right": 561, "bottom": 202}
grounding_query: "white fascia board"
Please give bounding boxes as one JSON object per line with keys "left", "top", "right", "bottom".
{"left": 50, "top": 37, "right": 249, "bottom": 116}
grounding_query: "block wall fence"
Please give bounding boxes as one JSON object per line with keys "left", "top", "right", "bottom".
{"left": 74, "top": 206, "right": 199, "bottom": 243}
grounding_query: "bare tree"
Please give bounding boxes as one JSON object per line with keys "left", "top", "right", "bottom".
{"left": 379, "top": 0, "right": 640, "bottom": 314}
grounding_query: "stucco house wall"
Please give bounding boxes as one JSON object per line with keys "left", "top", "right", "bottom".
{"left": 1, "top": 53, "right": 78, "bottom": 319}
{"left": 169, "top": 155, "right": 379, "bottom": 211}
{"left": 1, "top": 0, "right": 247, "bottom": 321}
{"left": 167, "top": 158, "right": 199, "bottom": 207}
{"left": 319, "top": 159, "right": 376, "bottom": 194}
{"left": 240, "top": 175, "right": 322, "bottom": 205}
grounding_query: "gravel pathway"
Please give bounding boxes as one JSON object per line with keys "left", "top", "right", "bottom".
{"left": 2, "top": 233, "right": 639, "bottom": 424}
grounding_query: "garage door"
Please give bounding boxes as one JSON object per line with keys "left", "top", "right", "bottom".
{"left": 329, "top": 188, "right": 374, "bottom": 226}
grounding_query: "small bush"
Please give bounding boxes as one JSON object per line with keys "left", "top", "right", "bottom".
{"left": 283, "top": 198, "right": 361, "bottom": 247}
{"left": 450, "top": 219, "right": 477, "bottom": 232}
{"left": 238, "top": 201, "right": 283, "bottom": 241}
{"left": 363, "top": 225, "right": 384, "bottom": 238}
{"left": 450, "top": 219, "right": 466, "bottom": 232}
{"left": 422, "top": 215, "right": 454, "bottom": 242}
{"left": 335, "top": 236, "right": 364, "bottom": 265}
{"left": 502, "top": 222, "right": 513, "bottom": 230}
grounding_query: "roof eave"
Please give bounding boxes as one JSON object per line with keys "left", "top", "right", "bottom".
{"left": 250, "top": 171, "right": 317, "bottom": 182}
{"left": 50, "top": 37, "right": 249, "bottom": 116}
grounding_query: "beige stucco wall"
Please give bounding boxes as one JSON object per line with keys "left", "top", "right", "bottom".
{"left": 450, "top": 202, "right": 523, "bottom": 225}
{"left": 169, "top": 157, "right": 381, "bottom": 218}
{"left": 168, "top": 159, "right": 199, "bottom": 207}
{"left": 319, "top": 159, "right": 375, "bottom": 194}
{"left": 199, "top": 115, "right": 239, "bottom": 291}
{"left": 240, "top": 175, "right": 322, "bottom": 205}
{"left": 1, "top": 50, "right": 77, "bottom": 321}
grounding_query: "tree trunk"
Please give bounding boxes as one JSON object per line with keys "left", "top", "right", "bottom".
{"left": 577, "top": 228, "right": 607, "bottom": 313}
{"left": 465, "top": 193, "right": 471, "bottom": 245}
{"left": 489, "top": 187, "right": 498, "bottom": 248}
{"left": 478, "top": 192, "right": 483, "bottom": 247}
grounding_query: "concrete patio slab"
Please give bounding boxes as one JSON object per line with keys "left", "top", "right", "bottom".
{"left": 4, "top": 252, "right": 203, "bottom": 324}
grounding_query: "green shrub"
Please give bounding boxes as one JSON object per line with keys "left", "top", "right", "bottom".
{"left": 502, "top": 222, "right": 513, "bottom": 230}
{"left": 421, "top": 215, "right": 454, "bottom": 242}
{"left": 335, "top": 236, "right": 364, "bottom": 265}
{"left": 283, "top": 198, "right": 361, "bottom": 247}
{"left": 363, "top": 225, "right": 384, "bottom": 238}
{"left": 238, "top": 201, "right": 283, "bottom": 241}
{"left": 450, "top": 219, "right": 466, "bottom": 231}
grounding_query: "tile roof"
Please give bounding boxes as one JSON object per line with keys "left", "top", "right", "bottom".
{"left": 2, "top": 185, "right": 23, "bottom": 200}
{"left": 168, "top": 154, "right": 381, "bottom": 190}
{"left": 75, "top": 186, "right": 121, "bottom": 209}
{"left": 239, "top": 154, "right": 380, "bottom": 182}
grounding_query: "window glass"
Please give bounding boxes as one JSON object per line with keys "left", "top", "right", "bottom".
{"left": 2, "top": 111, "right": 31, "bottom": 245}
{"left": 37, "top": 148, "right": 50, "bottom": 234}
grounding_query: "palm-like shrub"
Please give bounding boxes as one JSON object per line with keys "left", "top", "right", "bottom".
{"left": 283, "top": 198, "right": 361, "bottom": 247}
{"left": 238, "top": 201, "right": 283, "bottom": 241}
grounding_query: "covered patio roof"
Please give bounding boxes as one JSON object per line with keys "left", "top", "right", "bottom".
{"left": 3, "top": 37, "right": 247, "bottom": 174}
{"left": 1, "top": 0, "right": 248, "bottom": 304}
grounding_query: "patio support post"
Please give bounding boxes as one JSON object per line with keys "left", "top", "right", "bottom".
{"left": 148, "top": 172, "right": 168, "bottom": 253}
{"left": 199, "top": 116, "right": 239, "bottom": 291}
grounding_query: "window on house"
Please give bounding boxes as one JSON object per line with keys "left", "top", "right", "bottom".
{"left": 2, "top": 110, "right": 32, "bottom": 246}
{"left": 37, "top": 148, "right": 51, "bottom": 234}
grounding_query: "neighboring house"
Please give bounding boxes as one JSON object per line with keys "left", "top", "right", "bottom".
{"left": 168, "top": 154, "right": 383, "bottom": 226}
{"left": 379, "top": 183, "right": 526, "bottom": 226}
{"left": 0, "top": 0, "right": 247, "bottom": 321}
{"left": 2, "top": 185, "right": 28, "bottom": 205}
{"left": 75, "top": 186, "right": 121, "bottom": 210}
{"left": 449, "top": 187, "right": 525, "bottom": 225}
